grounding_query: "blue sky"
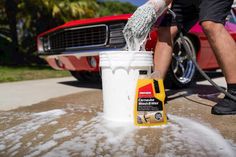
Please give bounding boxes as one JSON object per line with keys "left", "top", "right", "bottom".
{"left": 118, "top": 0, "right": 147, "bottom": 6}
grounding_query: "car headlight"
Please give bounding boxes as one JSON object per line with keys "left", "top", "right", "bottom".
{"left": 43, "top": 36, "right": 51, "bottom": 52}
{"left": 37, "top": 37, "right": 44, "bottom": 53}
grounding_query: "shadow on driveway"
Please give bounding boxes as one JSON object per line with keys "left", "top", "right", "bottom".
{"left": 59, "top": 81, "right": 102, "bottom": 89}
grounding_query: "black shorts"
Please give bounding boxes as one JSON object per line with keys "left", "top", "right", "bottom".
{"left": 160, "top": 0, "right": 233, "bottom": 32}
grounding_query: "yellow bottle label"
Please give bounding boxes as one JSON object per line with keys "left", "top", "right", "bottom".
{"left": 134, "top": 79, "right": 167, "bottom": 127}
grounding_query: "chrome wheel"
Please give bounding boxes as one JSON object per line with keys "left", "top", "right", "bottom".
{"left": 171, "top": 36, "right": 196, "bottom": 86}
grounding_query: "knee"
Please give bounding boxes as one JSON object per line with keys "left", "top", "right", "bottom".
{"left": 201, "top": 21, "right": 223, "bottom": 35}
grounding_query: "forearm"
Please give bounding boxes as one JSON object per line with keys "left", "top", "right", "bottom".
{"left": 164, "top": 0, "right": 173, "bottom": 5}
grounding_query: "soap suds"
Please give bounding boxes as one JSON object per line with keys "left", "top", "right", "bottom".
{"left": 0, "top": 109, "right": 235, "bottom": 157}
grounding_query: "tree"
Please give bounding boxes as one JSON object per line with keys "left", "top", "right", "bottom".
{"left": 3, "top": 0, "right": 23, "bottom": 65}
{"left": 97, "top": 0, "right": 137, "bottom": 16}
{"left": 17, "top": 0, "right": 101, "bottom": 65}
{"left": 0, "top": 0, "right": 137, "bottom": 66}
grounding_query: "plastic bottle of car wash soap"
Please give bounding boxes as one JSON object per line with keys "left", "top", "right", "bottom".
{"left": 134, "top": 71, "right": 167, "bottom": 127}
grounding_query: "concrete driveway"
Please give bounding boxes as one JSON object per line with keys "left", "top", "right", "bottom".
{"left": 0, "top": 72, "right": 227, "bottom": 111}
{"left": 0, "top": 74, "right": 235, "bottom": 157}
{"left": 0, "top": 77, "right": 101, "bottom": 111}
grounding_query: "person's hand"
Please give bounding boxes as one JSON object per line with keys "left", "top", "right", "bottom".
{"left": 150, "top": 71, "right": 162, "bottom": 79}
{"left": 123, "top": 0, "right": 168, "bottom": 51}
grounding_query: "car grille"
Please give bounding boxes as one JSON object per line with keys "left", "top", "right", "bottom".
{"left": 39, "top": 22, "right": 128, "bottom": 54}
{"left": 109, "top": 23, "right": 126, "bottom": 47}
{"left": 43, "top": 24, "right": 108, "bottom": 52}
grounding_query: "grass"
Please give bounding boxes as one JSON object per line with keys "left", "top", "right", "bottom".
{"left": 0, "top": 66, "right": 71, "bottom": 83}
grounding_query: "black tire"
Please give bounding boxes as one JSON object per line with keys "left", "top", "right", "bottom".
{"left": 70, "top": 71, "right": 101, "bottom": 83}
{"left": 165, "top": 35, "right": 197, "bottom": 89}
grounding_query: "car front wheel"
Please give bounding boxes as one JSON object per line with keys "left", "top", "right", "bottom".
{"left": 166, "top": 35, "right": 197, "bottom": 89}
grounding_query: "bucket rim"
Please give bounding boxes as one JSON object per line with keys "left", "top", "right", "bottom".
{"left": 99, "top": 51, "right": 153, "bottom": 55}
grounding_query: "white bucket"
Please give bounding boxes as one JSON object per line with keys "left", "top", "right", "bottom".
{"left": 99, "top": 51, "right": 153, "bottom": 122}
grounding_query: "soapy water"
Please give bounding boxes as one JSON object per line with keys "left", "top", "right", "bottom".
{"left": 0, "top": 109, "right": 67, "bottom": 157}
{"left": 44, "top": 114, "right": 235, "bottom": 157}
{"left": 160, "top": 115, "right": 236, "bottom": 157}
{"left": 123, "top": 1, "right": 166, "bottom": 51}
{"left": 0, "top": 108, "right": 235, "bottom": 157}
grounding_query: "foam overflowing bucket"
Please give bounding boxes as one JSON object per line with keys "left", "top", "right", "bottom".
{"left": 100, "top": 51, "right": 153, "bottom": 122}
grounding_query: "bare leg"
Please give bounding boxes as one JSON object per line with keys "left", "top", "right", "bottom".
{"left": 202, "top": 21, "right": 236, "bottom": 115}
{"left": 154, "top": 26, "right": 178, "bottom": 79}
{"left": 201, "top": 21, "right": 236, "bottom": 83}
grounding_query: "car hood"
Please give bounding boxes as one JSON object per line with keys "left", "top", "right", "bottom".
{"left": 38, "top": 14, "right": 131, "bottom": 37}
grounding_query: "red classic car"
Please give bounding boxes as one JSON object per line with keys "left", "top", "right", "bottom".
{"left": 37, "top": 6, "right": 236, "bottom": 88}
